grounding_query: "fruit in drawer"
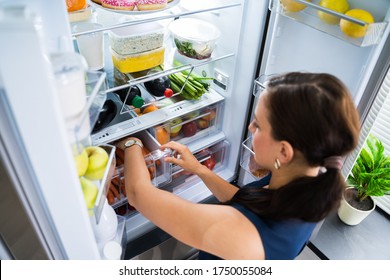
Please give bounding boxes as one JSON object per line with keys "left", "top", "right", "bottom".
{"left": 116, "top": 85, "right": 144, "bottom": 108}
{"left": 202, "top": 155, "right": 216, "bottom": 171}
{"left": 142, "top": 104, "right": 159, "bottom": 114}
{"left": 84, "top": 146, "right": 109, "bottom": 180}
{"left": 317, "top": 0, "right": 349, "bottom": 25}
{"left": 169, "top": 117, "right": 183, "bottom": 137}
{"left": 196, "top": 118, "right": 210, "bottom": 130}
{"left": 280, "top": 0, "right": 311, "bottom": 12}
{"left": 340, "top": 9, "right": 374, "bottom": 38}
{"left": 155, "top": 126, "right": 170, "bottom": 144}
{"left": 74, "top": 148, "right": 88, "bottom": 177}
{"left": 79, "top": 177, "right": 98, "bottom": 210}
{"left": 182, "top": 121, "right": 197, "bottom": 137}
{"left": 202, "top": 109, "right": 216, "bottom": 121}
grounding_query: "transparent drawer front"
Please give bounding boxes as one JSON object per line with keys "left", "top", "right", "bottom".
{"left": 170, "top": 140, "right": 229, "bottom": 186}
{"left": 151, "top": 103, "right": 221, "bottom": 146}
{"left": 240, "top": 137, "right": 270, "bottom": 180}
{"left": 108, "top": 130, "right": 172, "bottom": 209}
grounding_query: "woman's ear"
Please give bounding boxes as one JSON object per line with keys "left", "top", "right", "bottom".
{"left": 278, "top": 141, "right": 294, "bottom": 164}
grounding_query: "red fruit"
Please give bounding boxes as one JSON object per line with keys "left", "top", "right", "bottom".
{"left": 202, "top": 109, "right": 216, "bottom": 121}
{"left": 202, "top": 156, "right": 216, "bottom": 170}
{"left": 182, "top": 121, "right": 197, "bottom": 137}
{"left": 196, "top": 118, "right": 210, "bottom": 129}
{"left": 164, "top": 88, "right": 174, "bottom": 98}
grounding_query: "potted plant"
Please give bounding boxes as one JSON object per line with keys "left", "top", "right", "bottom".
{"left": 338, "top": 134, "right": 390, "bottom": 225}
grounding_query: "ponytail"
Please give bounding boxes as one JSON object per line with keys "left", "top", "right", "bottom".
{"left": 230, "top": 169, "right": 345, "bottom": 222}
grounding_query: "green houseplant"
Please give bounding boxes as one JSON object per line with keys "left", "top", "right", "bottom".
{"left": 338, "top": 134, "right": 390, "bottom": 225}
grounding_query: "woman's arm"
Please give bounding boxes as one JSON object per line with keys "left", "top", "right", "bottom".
{"left": 116, "top": 138, "right": 264, "bottom": 259}
{"left": 161, "top": 141, "right": 239, "bottom": 202}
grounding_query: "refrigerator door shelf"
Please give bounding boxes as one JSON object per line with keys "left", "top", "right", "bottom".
{"left": 271, "top": 0, "right": 389, "bottom": 47}
{"left": 70, "top": 70, "right": 107, "bottom": 152}
{"left": 92, "top": 144, "right": 117, "bottom": 223}
{"left": 240, "top": 137, "right": 271, "bottom": 183}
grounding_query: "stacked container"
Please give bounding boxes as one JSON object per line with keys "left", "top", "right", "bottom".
{"left": 108, "top": 22, "right": 166, "bottom": 73}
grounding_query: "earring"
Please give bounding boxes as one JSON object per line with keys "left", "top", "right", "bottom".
{"left": 274, "top": 158, "right": 281, "bottom": 170}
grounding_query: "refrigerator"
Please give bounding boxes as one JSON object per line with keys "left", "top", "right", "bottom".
{"left": 0, "top": 0, "right": 389, "bottom": 260}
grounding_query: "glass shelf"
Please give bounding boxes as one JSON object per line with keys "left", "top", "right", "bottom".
{"left": 71, "top": 0, "right": 242, "bottom": 36}
{"left": 271, "top": 0, "right": 388, "bottom": 47}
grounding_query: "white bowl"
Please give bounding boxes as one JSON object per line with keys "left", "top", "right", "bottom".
{"left": 168, "top": 18, "right": 221, "bottom": 60}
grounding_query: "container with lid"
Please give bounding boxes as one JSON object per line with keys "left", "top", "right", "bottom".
{"left": 168, "top": 18, "right": 220, "bottom": 60}
{"left": 111, "top": 46, "right": 165, "bottom": 73}
{"left": 108, "top": 22, "right": 165, "bottom": 55}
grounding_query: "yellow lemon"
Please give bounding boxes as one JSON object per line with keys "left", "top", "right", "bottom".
{"left": 318, "top": 0, "right": 349, "bottom": 25}
{"left": 280, "top": 0, "right": 311, "bottom": 12}
{"left": 340, "top": 9, "right": 374, "bottom": 38}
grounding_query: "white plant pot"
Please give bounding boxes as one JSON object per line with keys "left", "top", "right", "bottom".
{"left": 337, "top": 191, "right": 376, "bottom": 226}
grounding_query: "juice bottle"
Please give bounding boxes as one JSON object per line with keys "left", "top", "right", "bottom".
{"left": 116, "top": 85, "right": 145, "bottom": 108}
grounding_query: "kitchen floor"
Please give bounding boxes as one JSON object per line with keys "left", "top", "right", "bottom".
{"left": 295, "top": 246, "right": 321, "bottom": 260}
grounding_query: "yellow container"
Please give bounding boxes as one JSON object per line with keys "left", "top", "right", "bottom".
{"left": 111, "top": 47, "right": 165, "bottom": 73}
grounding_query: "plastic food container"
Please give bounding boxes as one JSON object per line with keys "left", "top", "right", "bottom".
{"left": 108, "top": 22, "right": 165, "bottom": 55}
{"left": 168, "top": 18, "right": 220, "bottom": 60}
{"left": 111, "top": 47, "right": 165, "bottom": 73}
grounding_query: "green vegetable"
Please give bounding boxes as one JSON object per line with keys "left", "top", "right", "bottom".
{"left": 157, "top": 61, "right": 212, "bottom": 100}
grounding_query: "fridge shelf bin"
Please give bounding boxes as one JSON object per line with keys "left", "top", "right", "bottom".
{"left": 91, "top": 144, "right": 117, "bottom": 223}
{"left": 170, "top": 140, "right": 230, "bottom": 187}
{"left": 97, "top": 214, "right": 127, "bottom": 259}
{"left": 108, "top": 130, "right": 172, "bottom": 207}
{"left": 71, "top": 70, "right": 107, "bottom": 152}
{"left": 240, "top": 137, "right": 270, "bottom": 181}
{"left": 151, "top": 103, "right": 221, "bottom": 146}
{"left": 270, "top": 0, "right": 388, "bottom": 47}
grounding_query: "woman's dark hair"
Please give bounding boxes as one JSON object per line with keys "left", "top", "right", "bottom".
{"left": 230, "top": 72, "right": 361, "bottom": 222}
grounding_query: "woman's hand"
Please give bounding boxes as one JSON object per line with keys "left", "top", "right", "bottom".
{"left": 161, "top": 141, "right": 205, "bottom": 175}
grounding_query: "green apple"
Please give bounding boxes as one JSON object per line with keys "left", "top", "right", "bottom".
{"left": 169, "top": 117, "right": 183, "bottom": 138}
{"left": 84, "top": 146, "right": 109, "bottom": 180}
{"left": 79, "top": 177, "right": 99, "bottom": 211}
{"left": 74, "top": 148, "right": 89, "bottom": 177}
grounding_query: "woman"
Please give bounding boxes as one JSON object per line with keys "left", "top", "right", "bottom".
{"left": 116, "top": 72, "right": 360, "bottom": 260}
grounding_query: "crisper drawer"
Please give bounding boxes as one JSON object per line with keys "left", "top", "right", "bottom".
{"left": 168, "top": 140, "right": 230, "bottom": 192}
{"left": 109, "top": 139, "right": 229, "bottom": 218}
{"left": 149, "top": 102, "right": 222, "bottom": 146}
{"left": 107, "top": 130, "right": 172, "bottom": 210}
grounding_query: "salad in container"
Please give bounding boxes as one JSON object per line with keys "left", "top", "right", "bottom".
{"left": 168, "top": 18, "right": 221, "bottom": 60}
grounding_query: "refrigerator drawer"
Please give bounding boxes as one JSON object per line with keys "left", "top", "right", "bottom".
{"left": 170, "top": 140, "right": 230, "bottom": 189}
{"left": 108, "top": 130, "right": 172, "bottom": 208}
{"left": 109, "top": 139, "right": 229, "bottom": 219}
{"left": 149, "top": 102, "right": 222, "bottom": 146}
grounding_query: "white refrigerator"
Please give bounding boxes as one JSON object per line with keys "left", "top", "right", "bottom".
{"left": 0, "top": 0, "right": 389, "bottom": 260}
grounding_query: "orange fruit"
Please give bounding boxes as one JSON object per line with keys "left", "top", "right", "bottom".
{"left": 142, "top": 104, "right": 159, "bottom": 114}
{"left": 66, "top": 0, "right": 87, "bottom": 12}
{"left": 340, "top": 9, "right": 374, "bottom": 38}
{"left": 280, "top": 0, "right": 311, "bottom": 12}
{"left": 155, "top": 126, "right": 170, "bottom": 144}
{"left": 317, "top": 0, "right": 349, "bottom": 25}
